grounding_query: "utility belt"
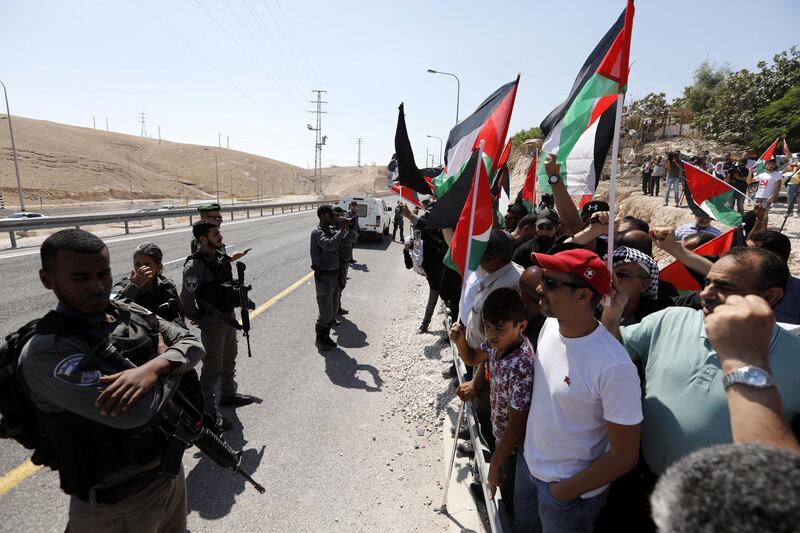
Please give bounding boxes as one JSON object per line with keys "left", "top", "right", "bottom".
{"left": 313, "top": 268, "right": 339, "bottom": 282}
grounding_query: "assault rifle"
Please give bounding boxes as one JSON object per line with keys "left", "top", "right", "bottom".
{"left": 234, "top": 261, "right": 256, "bottom": 357}
{"left": 79, "top": 342, "right": 266, "bottom": 494}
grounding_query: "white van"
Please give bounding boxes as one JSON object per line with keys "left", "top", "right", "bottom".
{"left": 338, "top": 195, "right": 392, "bottom": 239}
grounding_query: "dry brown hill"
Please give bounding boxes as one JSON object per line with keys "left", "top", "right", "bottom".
{"left": 0, "top": 115, "right": 386, "bottom": 207}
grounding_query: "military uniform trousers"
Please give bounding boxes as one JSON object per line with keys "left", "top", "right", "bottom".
{"left": 315, "top": 269, "right": 340, "bottom": 328}
{"left": 199, "top": 319, "right": 238, "bottom": 410}
{"left": 67, "top": 466, "right": 186, "bottom": 533}
{"left": 337, "top": 261, "right": 350, "bottom": 311}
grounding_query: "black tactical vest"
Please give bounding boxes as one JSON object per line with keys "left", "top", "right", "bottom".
{"left": 190, "top": 251, "right": 238, "bottom": 313}
{"left": 33, "top": 302, "right": 168, "bottom": 499}
{"left": 119, "top": 276, "right": 186, "bottom": 328}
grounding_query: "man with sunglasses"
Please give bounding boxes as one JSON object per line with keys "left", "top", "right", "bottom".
{"left": 190, "top": 203, "right": 250, "bottom": 262}
{"left": 514, "top": 249, "right": 642, "bottom": 533}
{"left": 601, "top": 246, "right": 800, "bottom": 489}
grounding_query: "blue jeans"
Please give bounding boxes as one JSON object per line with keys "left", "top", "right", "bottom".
{"left": 664, "top": 175, "right": 680, "bottom": 205}
{"left": 787, "top": 183, "right": 800, "bottom": 215}
{"left": 513, "top": 454, "right": 609, "bottom": 533}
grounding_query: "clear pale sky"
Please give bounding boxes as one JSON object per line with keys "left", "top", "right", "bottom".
{"left": 1, "top": 0, "right": 798, "bottom": 169}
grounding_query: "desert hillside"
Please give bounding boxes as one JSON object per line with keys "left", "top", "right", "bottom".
{"left": 0, "top": 115, "right": 386, "bottom": 207}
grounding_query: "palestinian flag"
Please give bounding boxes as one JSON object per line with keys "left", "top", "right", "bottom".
{"left": 752, "top": 138, "right": 780, "bottom": 175}
{"left": 496, "top": 139, "right": 513, "bottom": 174}
{"left": 427, "top": 77, "right": 519, "bottom": 229}
{"left": 420, "top": 167, "right": 441, "bottom": 194}
{"left": 682, "top": 162, "right": 743, "bottom": 227}
{"left": 393, "top": 103, "right": 431, "bottom": 195}
{"left": 537, "top": 0, "right": 635, "bottom": 196}
{"left": 659, "top": 228, "right": 736, "bottom": 294}
{"left": 444, "top": 147, "right": 492, "bottom": 278}
{"left": 518, "top": 153, "right": 538, "bottom": 213}
{"left": 389, "top": 184, "right": 424, "bottom": 209}
{"left": 492, "top": 164, "right": 511, "bottom": 228}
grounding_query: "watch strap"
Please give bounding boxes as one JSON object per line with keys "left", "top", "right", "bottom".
{"left": 722, "top": 365, "right": 776, "bottom": 391}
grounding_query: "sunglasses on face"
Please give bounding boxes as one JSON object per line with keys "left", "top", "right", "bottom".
{"left": 541, "top": 275, "right": 588, "bottom": 291}
{"left": 615, "top": 271, "right": 649, "bottom": 280}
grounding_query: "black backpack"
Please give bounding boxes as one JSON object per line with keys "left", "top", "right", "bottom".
{"left": 0, "top": 314, "right": 57, "bottom": 466}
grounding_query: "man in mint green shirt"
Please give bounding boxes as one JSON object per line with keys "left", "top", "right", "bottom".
{"left": 602, "top": 247, "right": 800, "bottom": 475}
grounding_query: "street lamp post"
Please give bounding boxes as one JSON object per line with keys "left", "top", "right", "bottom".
{"left": 427, "top": 134, "right": 443, "bottom": 166}
{"left": 0, "top": 80, "right": 25, "bottom": 211}
{"left": 427, "top": 69, "right": 460, "bottom": 125}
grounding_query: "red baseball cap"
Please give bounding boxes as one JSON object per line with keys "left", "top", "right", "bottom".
{"left": 531, "top": 248, "right": 611, "bottom": 296}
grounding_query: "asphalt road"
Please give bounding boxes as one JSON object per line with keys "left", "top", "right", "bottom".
{"left": 0, "top": 205, "right": 448, "bottom": 532}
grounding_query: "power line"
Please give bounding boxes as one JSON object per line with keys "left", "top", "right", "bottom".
{"left": 275, "top": 0, "right": 322, "bottom": 87}
{"left": 133, "top": 0, "right": 258, "bottom": 105}
{"left": 221, "top": 0, "right": 295, "bottom": 95}
{"left": 241, "top": 0, "right": 309, "bottom": 93}
{"left": 260, "top": 0, "right": 316, "bottom": 89}
{"left": 194, "top": 0, "right": 296, "bottom": 96}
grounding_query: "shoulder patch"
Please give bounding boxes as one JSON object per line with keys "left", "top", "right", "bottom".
{"left": 184, "top": 276, "right": 199, "bottom": 292}
{"left": 53, "top": 354, "right": 101, "bottom": 386}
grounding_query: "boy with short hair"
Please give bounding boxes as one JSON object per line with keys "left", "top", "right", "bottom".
{"left": 453, "top": 287, "right": 535, "bottom": 507}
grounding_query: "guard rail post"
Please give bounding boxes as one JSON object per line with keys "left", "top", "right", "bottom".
{"left": 281, "top": 206, "right": 285, "bottom": 214}
{"left": 8, "top": 231, "right": 16, "bottom": 248}
{"left": 189, "top": 215, "right": 193, "bottom": 225}
{"left": 160, "top": 218, "right": 165, "bottom": 230}
{"left": 271, "top": 207, "right": 275, "bottom": 215}
{"left": 444, "top": 313, "right": 511, "bottom": 533}
{"left": 124, "top": 221, "right": 130, "bottom": 234}
{"left": 247, "top": 209, "right": 250, "bottom": 219}
{"left": 260, "top": 207, "right": 263, "bottom": 216}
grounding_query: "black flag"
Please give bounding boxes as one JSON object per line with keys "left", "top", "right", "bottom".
{"left": 394, "top": 103, "right": 433, "bottom": 195}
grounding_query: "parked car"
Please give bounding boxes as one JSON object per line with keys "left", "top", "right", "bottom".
{"left": 0, "top": 212, "right": 48, "bottom": 222}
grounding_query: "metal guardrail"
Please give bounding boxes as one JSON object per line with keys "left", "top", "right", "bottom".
{"left": 444, "top": 313, "right": 511, "bottom": 533}
{"left": 0, "top": 200, "right": 331, "bottom": 248}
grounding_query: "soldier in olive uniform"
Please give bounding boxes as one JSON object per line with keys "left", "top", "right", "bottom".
{"left": 18, "top": 229, "right": 204, "bottom": 532}
{"left": 111, "top": 241, "right": 186, "bottom": 328}
{"left": 181, "top": 220, "right": 257, "bottom": 431}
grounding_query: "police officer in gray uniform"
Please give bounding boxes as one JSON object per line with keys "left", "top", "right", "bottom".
{"left": 181, "top": 220, "right": 256, "bottom": 431}
{"left": 311, "top": 205, "right": 350, "bottom": 350}
{"left": 18, "top": 229, "right": 204, "bottom": 532}
{"left": 333, "top": 206, "right": 358, "bottom": 316}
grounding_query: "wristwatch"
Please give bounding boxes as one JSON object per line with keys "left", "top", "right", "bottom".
{"left": 548, "top": 175, "right": 560, "bottom": 185}
{"left": 722, "top": 365, "right": 776, "bottom": 391}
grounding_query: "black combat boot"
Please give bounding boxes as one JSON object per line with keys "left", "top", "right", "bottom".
{"left": 315, "top": 325, "right": 336, "bottom": 351}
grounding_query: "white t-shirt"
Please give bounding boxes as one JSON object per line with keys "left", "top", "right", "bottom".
{"left": 523, "top": 318, "right": 643, "bottom": 498}
{"left": 755, "top": 170, "right": 783, "bottom": 199}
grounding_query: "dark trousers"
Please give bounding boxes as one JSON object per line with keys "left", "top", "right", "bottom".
{"left": 422, "top": 287, "right": 439, "bottom": 326}
{"left": 651, "top": 175, "right": 661, "bottom": 196}
{"left": 314, "top": 270, "right": 340, "bottom": 328}
{"left": 199, "top": 320, "right": 238, "bottom": 413}
{"left": 641, "top": 172, "right": 652, "bottom": 194}
{"left": 337, "top": 261, "right": 349, "bottom": 311}
{"left": 392, "top": 219, "right": 404, "bottom": 241}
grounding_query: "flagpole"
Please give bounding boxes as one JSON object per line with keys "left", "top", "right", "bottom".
{"left": 605, "top": 93, "right": 625, "bottom": 293}
{"left": 458, "top": 141, "right": 486, "bottom": 314}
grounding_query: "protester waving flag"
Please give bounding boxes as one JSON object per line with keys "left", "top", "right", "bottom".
{"left": 659, "top": 228, "right": 737, "bottom": 294}
{"left": 392, "top": 103, "right": 432, "bottom": 195}
{"left": 682, "top": 162, "right": 744, "bottom": 227}
{"left": 427, "top": 77, "right": 519, "bottom": 229}
{"left": 752, "top": 138, "right": 780, "bottom": 175}
{"left": 444, "top": 145, "right": 492, "bottom": 278}
{"left": 537, "top": 0, "right": 635, "bottom": 196}
{"left": 389, "top": 184, "right": 424, "bottom": 209}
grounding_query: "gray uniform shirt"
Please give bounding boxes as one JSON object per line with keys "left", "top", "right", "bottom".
{"left": 338, "top": 215, "right": 359, "bottom": 263}
{"left": 310, "top": 224, "right": 347, "bottom": 272}
{"left": 18, "top": 301, "right": 204, "bottom": 427}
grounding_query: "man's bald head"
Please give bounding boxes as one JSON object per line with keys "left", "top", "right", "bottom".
{"left": 617, "top": 230, "right": 653, "bottom": 256}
